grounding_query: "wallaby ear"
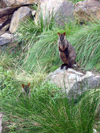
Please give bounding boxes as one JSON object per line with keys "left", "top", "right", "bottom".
{"left": 28, "top": 83, "right": 30, "bottom": 87}
{"left": 22, "top": 84, "right": 25, "bottom": 88}
{"left": 63, "top": 32, "right": 66, "bottom": 36}
{"left": 57, "top": 32, "right": 60, "bottom": 36}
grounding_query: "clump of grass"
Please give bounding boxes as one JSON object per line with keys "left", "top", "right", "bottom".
{"left": 16, "top": 9, "right": 55, "bottom": 47}
{"left": 0, "top": 82, "right": 61, "bottom": 133}
{"left": 0, "top": 57, "right": 46, "bottom": 99}
{"left": 1, "top": 85, "right": 100, "bottom": 133}
{"left": 15, "top": 9, "right": 56, "bottom": 68}
{"left": 15, "top": 70, "right": 47, "bottom": 87}
{"left": 34, "top": 89, "right": 100, "bottom": 133}
{"left": 0, "top": 54, "right": 16, "bottom": 70}
{"left": 69, "top": 21, "right": 100, "bottom": 71}
{"left": 23, "top": 29, "right": 60, "bottom": 72}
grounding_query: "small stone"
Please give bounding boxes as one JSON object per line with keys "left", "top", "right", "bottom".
{"left": 0, "top": 33, "right": 13, "bottom": 45}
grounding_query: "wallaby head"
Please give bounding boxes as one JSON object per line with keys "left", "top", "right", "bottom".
{"left": 22, "top": 83, "right": 30, "bottom": 94}
{"left": 57, "top": 32, "right": 66, "bottom": 44}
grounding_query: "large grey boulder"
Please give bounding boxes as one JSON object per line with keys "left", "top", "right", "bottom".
{"left": 9, "top": 6, "right": 31, "bottom": 33}
{"left": 74, "top": 0, "right": 100, "bottom": 23}
{"left": 39, "top": 0, "right": 74, "bottom": 26}
{"left": 48, "top": 68, "right": 100, "bottom": 99}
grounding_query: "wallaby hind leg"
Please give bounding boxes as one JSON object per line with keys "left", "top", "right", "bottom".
{"left": 61, "top": 63, "right": 68, "bottom": 69}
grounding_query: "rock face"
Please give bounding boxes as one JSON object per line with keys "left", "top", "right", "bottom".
{"left": 48, "top": 68, "right": 100, "bottom": 99}
{"left": 40, "top": 0, "right": 74, "bottom": 26}
{"left": 2, "top": 0, "right": 38, "bottom": 7}
{"left": 9, "top": 6, "right": 31, "bottom": 33}
{"left": 74, "top": 0, "right": 100, "bottom": 23}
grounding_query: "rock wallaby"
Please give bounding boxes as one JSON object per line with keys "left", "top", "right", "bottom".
{"left": 57, "top": 32, "right": 76, "bottom": 69}
{"left": 18, "top": 83, "right": 30, "bottom": 99}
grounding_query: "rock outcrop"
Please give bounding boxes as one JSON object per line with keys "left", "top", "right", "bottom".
{"left": 48, "top": 68, "right": 100, "bottom": 99}
{"left": 39, "top": 0, "right": 74, "bottom": 26}
{"left": 0, "top": 0, "right": 37, "bottom": 51}
{"left": 9, "top": 6, "right": 31, "bottom": 33}
{"left": 74, "top": 0, "right": 100, "bottom": 23}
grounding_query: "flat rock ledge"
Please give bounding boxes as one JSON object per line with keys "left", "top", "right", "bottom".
{"left": 47, "top": 68, "right": 100, "bottom": 99}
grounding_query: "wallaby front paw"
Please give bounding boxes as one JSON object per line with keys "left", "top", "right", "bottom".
{"left": 61, "top": 63, "right": 68, "bottom": 69}
{"left": 61, "top": 65, "right": 64, "bottom": 69}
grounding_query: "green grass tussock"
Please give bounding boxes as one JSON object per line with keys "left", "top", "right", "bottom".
{"left": 23, "top": 30, "right": 60, "bottom": 72}
{"left": 34, "top": 89, "right": 100, "bottom": 133}
{"left": 69, "top": 21, "right": 100, "bottom": 71}
{"left": 0, "top": 81, "right": 61, "bottom": 133}
{"left": 0, "top": 54, "right": 16, "bottom": 70}
{"left": 1, "top": 86, "right": 100, "bottom": 133}
{"left": 16, "top": 8, "right": 55, "bottom": 47}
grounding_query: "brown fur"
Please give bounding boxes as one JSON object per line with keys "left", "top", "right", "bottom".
{"left": 57, "top": 32, "right": 76, "bottom": 69}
